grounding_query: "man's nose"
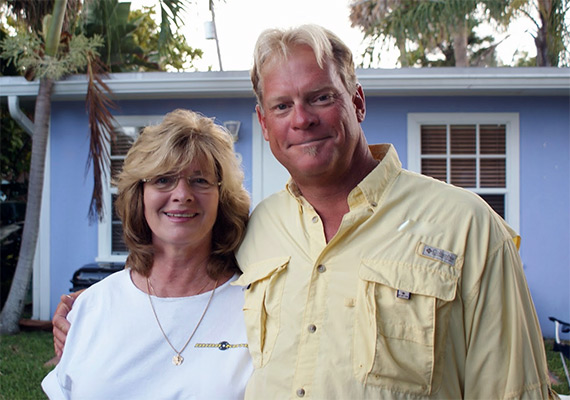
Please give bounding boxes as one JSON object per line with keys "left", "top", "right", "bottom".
{"left": 292, "top": 103, "right": 318, "bottom": 130}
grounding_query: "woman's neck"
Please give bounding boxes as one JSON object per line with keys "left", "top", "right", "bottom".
{"left": 132, "top": 247, "right": 230, "bottom": 297}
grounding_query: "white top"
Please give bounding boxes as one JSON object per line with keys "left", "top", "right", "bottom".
{"left": 42, "top": 269, "right": 253, "bottom": 400}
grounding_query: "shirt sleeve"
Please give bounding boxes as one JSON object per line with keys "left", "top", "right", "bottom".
{"left": 462, "top": 236, "right": 557, "bottom": 399}
{"left": 41, "top": 291, "right": 85, "bottom": 400}
{"left": 41, "top": 368, "right": 70, "bottom": 400}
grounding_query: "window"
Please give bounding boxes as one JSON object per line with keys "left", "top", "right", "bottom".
{"left": 407, "top": 113, "right": 519, "bottom": 231}
{"left": 97, "top": 116, "right": 164, "bottom": 262}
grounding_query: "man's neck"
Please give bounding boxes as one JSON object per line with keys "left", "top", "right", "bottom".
{"left": 294, "top": 150, "right": 379, "bottom": 242}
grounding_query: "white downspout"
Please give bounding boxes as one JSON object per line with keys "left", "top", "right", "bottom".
{"left": 8, "top": 96, "right": 34, "bottom": 136}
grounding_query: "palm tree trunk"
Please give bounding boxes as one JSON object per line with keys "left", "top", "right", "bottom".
{"left": 397, "top": 37, "right": 409, "bottom": 67}
{"left": 535, "top": 0, "right": 552, "bottom": 66}
{"left": 0, "top": 78, "right": 54, "bottom": 334}
{"left": 453, "top": 18, "right": 469, "bottom": 67}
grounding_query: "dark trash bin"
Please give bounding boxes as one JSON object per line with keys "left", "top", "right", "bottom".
{"left": 70, "top": 262, "right": 125, "bottom": 292}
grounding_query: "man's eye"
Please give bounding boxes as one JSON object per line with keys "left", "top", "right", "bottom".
{"left": 276, "top": 104, "right": 288, "bottom": 111}
{"left": 314, "top": 94, "right": 334, "bottom": 103}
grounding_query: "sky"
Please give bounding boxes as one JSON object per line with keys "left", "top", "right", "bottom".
{"left": 130, "top": 0, "right": 539, "bottom": 71}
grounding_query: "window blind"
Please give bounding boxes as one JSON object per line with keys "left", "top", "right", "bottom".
{"left": 420, "top": 123, "right": 507, "bottom": 217}
{"left": 110, "top": 127, "right": 142, "bottom": 254}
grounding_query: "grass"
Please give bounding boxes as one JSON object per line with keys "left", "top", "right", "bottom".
{"left": 546, "top": 339, "right": 570, "bottom": 395}
{"left": 0, "top": 330, "right": 54, "bottom": 400}
{"left": 0, "top": 331, "right": 568, "bottom": 399}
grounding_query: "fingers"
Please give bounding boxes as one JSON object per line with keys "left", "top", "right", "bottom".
{"left": 53, "top": 318, "right": 70, "bottom": 358}
{"left": 52, "top": 291, "right": 84, "bottom": 357}
{"left": 52, "top": 296, "right": 72, "bottom": 357}
{"left": 53, "top": 333, "right": 65, "bottom": 358}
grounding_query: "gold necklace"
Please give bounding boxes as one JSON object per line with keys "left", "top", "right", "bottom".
{"left": 146, "top": 277, "right": 218, "bottom": 366}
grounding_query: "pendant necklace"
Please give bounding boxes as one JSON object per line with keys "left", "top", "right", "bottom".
{"left": 146, "top": 277, "right": 218, "bottom": 366}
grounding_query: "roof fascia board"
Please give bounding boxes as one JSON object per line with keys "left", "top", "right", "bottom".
{"left": 1, "top": 68, "right": 568, "bottom": 100}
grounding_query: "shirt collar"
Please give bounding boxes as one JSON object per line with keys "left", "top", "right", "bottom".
{"left": 285, "top": 144, "right": 402, "bottom": 209}
{"left": 352, "top": 144, "right": 402, "bottom": 208}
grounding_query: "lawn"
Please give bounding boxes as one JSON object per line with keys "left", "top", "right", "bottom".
{"left": 1, "top": 331, "right": 568, "bottom": 399}
{"left": 0, "top": 330, "right": 55, "bottom": 400}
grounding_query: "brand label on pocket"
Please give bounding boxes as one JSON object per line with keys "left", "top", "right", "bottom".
{"left": 422, "top": 244, "right": 457, "bottom": 266}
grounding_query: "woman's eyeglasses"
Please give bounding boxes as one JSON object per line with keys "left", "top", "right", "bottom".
{"left": 142, "top": 175, "right": 221, "bottom": 193}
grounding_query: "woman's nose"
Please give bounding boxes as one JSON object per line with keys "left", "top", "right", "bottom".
{"left": 171, "top": 178, "right": 194, "bottom": 201}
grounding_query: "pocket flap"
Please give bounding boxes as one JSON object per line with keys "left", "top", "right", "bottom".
{"left": 234, "top": 256, "right": 290, "bottom": 287}
{"left": 359, "top": 258, "right": 458, "bottom": 301}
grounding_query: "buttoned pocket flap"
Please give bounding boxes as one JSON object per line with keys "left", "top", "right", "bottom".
{"left": 234, "top": 256, "right": 290, "bottom": 368}
{"left": 359, "top": 258, "right": 458, "bottom": 301}
{"left": 234, "top": 256, "right": 290, "bottom": 287}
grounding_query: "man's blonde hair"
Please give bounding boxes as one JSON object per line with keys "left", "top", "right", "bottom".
{"left": 250, "top": 24, "right": 358, "bottom": 108}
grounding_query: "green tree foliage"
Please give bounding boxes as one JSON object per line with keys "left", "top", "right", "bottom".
{"left": 350, "top": 0, "right": 510, "bottom": 67}
{"left": 509, "top": 0, "right": 570, "bottom": 66}
{"left": 78, "top": 0, "right": 202, "bottom": 72}
{"left": 129, "top": 6, "right": 203, "bottom": 71}
{"left": 80, "top": 0, "right": 144, "bottom": 71}
{"left": 0, "top": 105, "right": 30, "bottom": 199}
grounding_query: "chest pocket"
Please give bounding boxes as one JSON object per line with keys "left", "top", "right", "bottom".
{"left": 354, "top": 257, "right": 459, "bottom": 395}
{"left": 234, "top": 257, "right": 289, "bottom": 368}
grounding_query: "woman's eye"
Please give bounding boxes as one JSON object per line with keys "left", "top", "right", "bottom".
{"left": 191, "top": 177, "right": 212, "bottom": 187}
{"left": 155, "top": 176, "right": 175, "bottom": 185}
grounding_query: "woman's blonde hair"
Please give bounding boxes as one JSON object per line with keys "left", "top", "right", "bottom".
{"left": 114, "top": 109, "right": 250, "bottom": 278}
{"left": 250, "top": 24, "right": 358, "bottom": 108}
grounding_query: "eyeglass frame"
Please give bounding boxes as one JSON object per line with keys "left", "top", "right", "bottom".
{"left": 141, "top": 174, "right": 222, "bottom": 193}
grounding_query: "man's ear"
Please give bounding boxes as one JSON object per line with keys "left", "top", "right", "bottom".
{"left": 353, "top": 84, "right": 366, "bottom": 123}
{"left": 256, "top": 104, "right": 270, "bottom": 141}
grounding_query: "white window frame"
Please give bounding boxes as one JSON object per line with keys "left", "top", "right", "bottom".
{"left": 97, "top": 115, "right": 165, "bottom": 263}
{"left": 407, "top": 113, "right": 520, "bottom": 232}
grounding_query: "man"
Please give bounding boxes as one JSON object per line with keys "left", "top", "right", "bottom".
{"left": 233, "top": 25, "right": 555, "bottom": 399}
{"left": 54, "top": 24, "right": 556, "bottom": 399}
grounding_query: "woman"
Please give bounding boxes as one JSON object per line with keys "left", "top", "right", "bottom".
{"left": 42, "top": 109, "right": 253, "bottom": 399}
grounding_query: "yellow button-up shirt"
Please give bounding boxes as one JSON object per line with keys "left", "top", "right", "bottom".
{"left": 235, "top": 144, "right": 556, "bottom": 399}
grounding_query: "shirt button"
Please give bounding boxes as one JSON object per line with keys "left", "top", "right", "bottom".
{"left": 308, "top": 324, "right": 317, "bottom": 333}
{"left": 311, "top": 216, "right": 318, "bottom": 223}
{"left": 317, "top": 264, "right": 326, "bottom": 273}
{"left": 370, "top": 201, "right": 378, "bottom": 207}
{"left": 296, "top": 388, "right": 306, "bottom": 397}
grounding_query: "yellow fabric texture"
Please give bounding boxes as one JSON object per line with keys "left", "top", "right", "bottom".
{"left": 235, "top": 144, "right": 556, "bottom": 400}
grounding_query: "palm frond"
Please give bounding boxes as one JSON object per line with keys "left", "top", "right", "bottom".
{"left": 158, "top": 0, "right": 190, "bottom": 58}
{"left": 85, "top": 54, "right": 117, "bottom": 222}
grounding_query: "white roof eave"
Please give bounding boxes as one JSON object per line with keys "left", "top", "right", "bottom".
{"left": 1, "top": 67, "right": 569, "bottom": 101}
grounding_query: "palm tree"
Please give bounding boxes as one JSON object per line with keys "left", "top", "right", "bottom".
{"left": 0, "top": 0, "right": 196, "bottom": 334}
{"left": 350, "top": 0, "right": 510, "bottom": 67}
{"left": 509, "top": 0, "right": 570, "bottom": 66}
{"left": 0, "top": 0, "right": 71, "bottom": 335}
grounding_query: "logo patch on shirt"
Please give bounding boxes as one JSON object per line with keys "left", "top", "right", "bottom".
{"left": 195, "top": 341, "right": 248, "bottom": 351}
{"left": 421, "top": 244, "right": 457, "bottom": 266}
{"left": 396, "top": 290, "right": 411, "bottom": 300}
